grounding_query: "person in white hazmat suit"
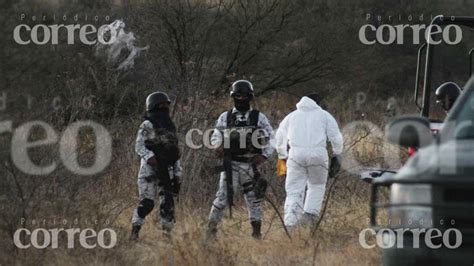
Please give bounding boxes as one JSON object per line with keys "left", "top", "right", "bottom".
{"left": 275, "top": 94, "right": 343, "bottom": 227}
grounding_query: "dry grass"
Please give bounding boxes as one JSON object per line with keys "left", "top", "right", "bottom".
{"left": 3, "top": 160, "right": 382, "bottom": 265}
{"left": 6, "top": 186, "right": 381, "bottom": 266}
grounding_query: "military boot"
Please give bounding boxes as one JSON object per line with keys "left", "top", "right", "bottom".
{"left": 130, "top": 225, "right": 141, "bottom": 240}
{"left": 251, "top": 221, "right": 262, "bottom": 239}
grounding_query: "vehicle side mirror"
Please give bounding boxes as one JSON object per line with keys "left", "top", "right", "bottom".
{"left": 386, "top": 116, "right": 433, "bottom": 148}
{"left": 435, "top": 82, "right": 462, "bottom": 112}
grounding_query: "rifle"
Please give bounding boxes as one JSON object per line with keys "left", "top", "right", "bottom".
{"left": 145, "top": 137, "right": 180, "bottom": 195}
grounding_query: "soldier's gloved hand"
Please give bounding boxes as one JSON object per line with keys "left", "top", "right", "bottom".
{"left": 147, "top": 156, "right": 158, "bottom": 167}
{"left": 215, "top": 146, "right": 224, "bottom": 158}
{"left": 253, "top": 155, "right": 267, "bottom": 165}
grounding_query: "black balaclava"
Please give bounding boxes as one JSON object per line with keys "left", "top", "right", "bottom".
{"left": 233, "top": 97, "right": 251, "bottom": 112}
{"left": 145, "top": 107, "right": 177, "bottom": 134}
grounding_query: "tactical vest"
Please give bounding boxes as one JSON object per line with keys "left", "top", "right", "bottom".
{"left": 145, "top": 127, "right": 180, "bottom": 166}
{"left": 225, "top": 109, "right": 264, "bottom": 157}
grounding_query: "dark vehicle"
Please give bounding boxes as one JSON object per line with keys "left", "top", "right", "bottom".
{"left": 370, "top": 16, "right": 474, "bottom": 265}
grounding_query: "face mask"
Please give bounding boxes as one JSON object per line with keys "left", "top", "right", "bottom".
{"left": 146, "top": 107, "right": 176, "bottom": 133}
{"left": 156, "top": 106, "right": 170, "bottom": 114}
{"left": 234, "top": 98, "right": 250, "bottom": 112}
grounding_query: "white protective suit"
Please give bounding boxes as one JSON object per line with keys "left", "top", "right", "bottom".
{"left": 276, "top": 96, "right": 343, "bottom": 226}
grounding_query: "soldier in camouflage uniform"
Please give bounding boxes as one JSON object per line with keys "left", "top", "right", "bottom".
{"left": 131, "top": 91, "right": 182, "bottom": 240}
{"left": 207, "top": 80, "right": 274, "bottom": 239}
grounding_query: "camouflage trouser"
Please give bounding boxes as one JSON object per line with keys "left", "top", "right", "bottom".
{"left": 209, "top": 161, "right": 262, "bottom": 224}
{"left": 131, "top": 177, "right": 175, "bottom": 229}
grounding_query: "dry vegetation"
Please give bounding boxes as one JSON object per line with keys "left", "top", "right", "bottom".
{"left": 7, "top": 205, "right": 380, "bottom": 265}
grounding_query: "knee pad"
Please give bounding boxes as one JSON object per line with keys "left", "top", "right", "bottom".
{"left": 253, "top": 178, "right": 268, "bottom": 199}
{"left": 137, "top": 198, "right": 154, "bottom": 218}
{"left": 159, "top": 193, "right": 174, "bottom": 210}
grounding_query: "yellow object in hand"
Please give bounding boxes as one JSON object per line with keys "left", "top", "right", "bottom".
{"left": 276, "top": 159, "right": 287, "bottom": 177}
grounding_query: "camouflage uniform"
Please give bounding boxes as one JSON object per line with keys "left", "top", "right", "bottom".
{"left": 208, "top": 108, "right": 274, "bottom": 224}
{"left": 131, "top": 120, "right": 182, "bottom": 228}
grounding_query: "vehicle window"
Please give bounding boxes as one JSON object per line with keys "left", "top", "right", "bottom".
{"left": 429, "top": 25, "right": 474, "bottom": 121}
{"left": 454, "top": 89, "right": 474, "bottom": 139}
